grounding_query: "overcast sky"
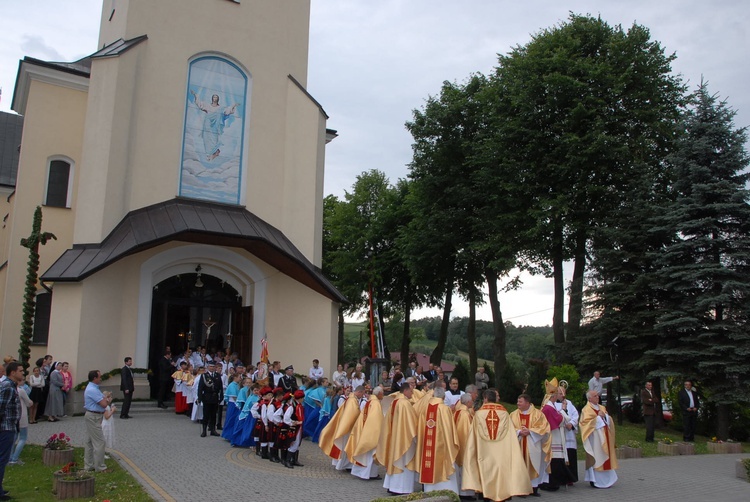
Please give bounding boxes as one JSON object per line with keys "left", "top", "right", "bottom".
{"left": 1, "top": 1, "right": 748, "bottom": 326}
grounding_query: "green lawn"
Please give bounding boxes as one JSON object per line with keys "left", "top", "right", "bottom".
{"left": 498, "top": 401, "right": 750, "bottom": 456}
{"left": 5, "top": 444, "right": 153, "bottom": 501}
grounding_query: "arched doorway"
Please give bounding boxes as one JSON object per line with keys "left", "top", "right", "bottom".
{"left": 148, "top": 269, "right": 252, "bottom": 396}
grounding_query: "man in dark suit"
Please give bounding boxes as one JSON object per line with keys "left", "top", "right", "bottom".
{"left": 640, "top": 381, "right": 657, "bottom": 442}
{"left": 198, "top": 362, "right": 223, "bottom": 437}
{"left": 120, "top": 357, "right": 135, "bottom": 418}
{"left": 280, "top": 365, "right": 298, "bottom": 392}
{"left": 157, "top": 351, "right": 174, "bottom": 409}
{"left": 424, "top": 363, "right": 437, "bottom": 382}
{"left": 677, "top": 380, "right": 699, "bottom": 442}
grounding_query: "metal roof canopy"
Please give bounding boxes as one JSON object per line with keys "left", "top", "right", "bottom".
{"left": 41, "top": 198, "right": 345, "bottom": 303}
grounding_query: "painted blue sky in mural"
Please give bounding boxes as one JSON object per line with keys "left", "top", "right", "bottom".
{"left": 180, "top": 57, "right": 248, "bottom": 205}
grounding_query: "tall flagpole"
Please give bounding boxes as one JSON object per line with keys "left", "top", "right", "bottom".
{"left": 368, "top": 284, "right": 376, "bottom": 358}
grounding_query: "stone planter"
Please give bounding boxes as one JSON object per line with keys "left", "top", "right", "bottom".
{"left": 55, "top": 474, "right": 95, "bottom": 500}
{"left": 678, "top": 442, "right": 695, "bottom": 455}
{"left": 657, "top": 442, "right": 681, "bottom": 455}
{"left": 707, "top": 441, "right": 741, "bottom": 454}
{"left": 43, "top": 448, "right": 74, "bottom": 466}
{"left": 725, "top": 442, "right": 742, "bottom": 454}
{"left": 736, "top": 459, "right": 749, "bottom": 481}
{"left": 616, "top": 446, "right": 642, "bottom": 459}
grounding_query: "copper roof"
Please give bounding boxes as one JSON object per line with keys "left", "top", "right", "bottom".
{"left": 41, "top": 198, "right": 345, "bottom": 303}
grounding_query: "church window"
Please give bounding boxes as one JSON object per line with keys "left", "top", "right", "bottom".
{"left": 32, "top": 291, "right": 52, "bottom": 345}
{"left": 44, "top": 159, "right": 73, "bottom": 208}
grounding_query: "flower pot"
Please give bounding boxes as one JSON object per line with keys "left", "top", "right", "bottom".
{"left": 725, "top": 442, "right": 742, "bottom": 454}
{"left": 55, "top": 475, "right": 95, "bottom": 500}
{"left": 677, "top": 442, "right": 695, "bottom": 455}
{"left": 657, "top": 442, "right": 680, "bottom": 455}
{"left": 616, "top": 446, "right": 642, "bottom": 459}
{"left": 43, "top": 448, "right": 75, "bottom": 466}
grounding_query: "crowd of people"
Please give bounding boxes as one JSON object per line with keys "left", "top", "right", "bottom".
{"left": 316, "top": 372, "right": 619, "bottom": 501}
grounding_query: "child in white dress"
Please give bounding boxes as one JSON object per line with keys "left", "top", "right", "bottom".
{"left": 102, "top": 391, "right": 116, "bottom": 459}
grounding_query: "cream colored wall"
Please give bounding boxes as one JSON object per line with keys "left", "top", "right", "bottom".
{"left": 75, "top": 0, "right": 318, "bottom": 264}
{"left": 0, "top": 80, "right": 85, "bottom": 356}
{"left": 280, "top": 80, "right": 328, "bottom": 265}
{"left": 264, "top": 273, "right": 337, "bottom": 380}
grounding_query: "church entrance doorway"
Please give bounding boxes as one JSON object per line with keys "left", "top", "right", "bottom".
{"left": 147, "top": 270, "right": 252, "bottom": 396}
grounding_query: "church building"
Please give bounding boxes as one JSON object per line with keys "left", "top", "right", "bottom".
{"left": 0, "top": 0, "right": 343, "bottom": 397}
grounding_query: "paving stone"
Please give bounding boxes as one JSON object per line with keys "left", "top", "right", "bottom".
{"left": 26, "top": 414, "right": 749, "bottom": 501}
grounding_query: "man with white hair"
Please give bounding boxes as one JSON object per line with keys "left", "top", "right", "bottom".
{"left": 345, "top": 386, "right": 384, "bottom": 480}
{"left": 580, "top": 390, "right": 618, "bottom": 488}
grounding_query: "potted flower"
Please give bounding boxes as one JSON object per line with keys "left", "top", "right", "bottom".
{"left": 657, "top": 437, "right": 681, "bottom": 455}
{"left": 53, "top": 462, "right": 95, "bottom": 500}
{"left": 43, "top": 432, "right": 74, "bottom": 466}
{"left": 708, "top": 437, "right": 741, "bottom": 454}
{"left": 616, "top": 439, "right": 643, "bottom": 459}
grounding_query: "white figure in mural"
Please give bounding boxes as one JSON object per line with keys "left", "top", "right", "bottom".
{"left": 190, "top": 90, "right": 240, "bottom": 161}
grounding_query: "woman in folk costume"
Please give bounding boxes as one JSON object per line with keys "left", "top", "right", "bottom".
{"left": 302, "top": 378, "right": 327, "bottom": 438}
{"left": 539, "top": 377, "right": 576, "bottom": 491}
{"left": 234, "top": 384, "right": 260, "bottom": 447}
{"left": 228, "top": 378, "right": 251, "bottom": 444}
{"left": 312, "top": 386, "right": 337, "bottom": 443}
{"left": 253, "top": 387, "right": 273, "bottom": 457}
{"left": 221, "top": 374, "right": 242, "bottom": 441}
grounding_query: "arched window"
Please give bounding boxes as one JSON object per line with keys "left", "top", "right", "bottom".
{"left": 44, "top": 157, "right": 74, "bottom": 208}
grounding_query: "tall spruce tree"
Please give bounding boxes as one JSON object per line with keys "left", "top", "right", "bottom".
{"left": 653, "top": 82, "right": 750, "bottom": 439}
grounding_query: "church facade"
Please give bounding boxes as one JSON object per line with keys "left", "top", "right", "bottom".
{"left": 0, "top": 0, "right": 342, "bottom": 388}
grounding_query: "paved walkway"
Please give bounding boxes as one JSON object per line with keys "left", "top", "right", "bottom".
{"left": 26, "top": 410, "right": 749, "bottom": 501}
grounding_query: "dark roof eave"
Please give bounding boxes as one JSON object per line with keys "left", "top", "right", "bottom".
{"left": 40, "top": 199, "right": 345, "bottom": 303}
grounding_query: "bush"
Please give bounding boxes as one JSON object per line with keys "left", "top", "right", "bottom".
{"left": 547, "top": 364, "right": 586, "bottom": 410}
{"left": 526, "top": 359, "right": 549, "bottom": 405}
{"left": 451, "top": 358, "right": 471, "bottom": 390}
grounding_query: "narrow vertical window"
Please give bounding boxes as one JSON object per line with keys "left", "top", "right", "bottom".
{"left": 45, "top": 160, "right": 71, "bottom": 208}
{"left": 32, "top": 291, "right": 52, "bottom": 345}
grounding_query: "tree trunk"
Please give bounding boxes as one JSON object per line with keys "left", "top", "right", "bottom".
{"left": 337, "top": 307, "right": 345, "bottom": 365}
{"left": 486, "top": 268, "right": 507, "bottom": 386}
{"left": 467, "top": 295, "right": 478, "bottom": 377}
{"left": 567, "top": 232, "right": 586, "bottom": 340}
{"left": 399, "top": 295, "right": 412, "bottom": 366}
{"left": 716, "top": 403, "right": 730, "bottom": 441}
{"left": 552, "top": 227, "right": 566, "bottom": 344}
{"left": 430, "top": 282, "right": 453, "bottom": 366}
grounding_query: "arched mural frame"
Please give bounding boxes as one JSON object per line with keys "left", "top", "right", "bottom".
{"left": 179, "top": 54, "right": 251, "bottom": 205}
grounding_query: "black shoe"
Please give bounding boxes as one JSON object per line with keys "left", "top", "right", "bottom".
{"left": 261, "top": 446, "right": 269, "bottom": 459}
{"left": 269, "top": 448, "right": 281, "bottom": 463}
{"left": 120, "top": 415, "right": 130, "bottom": 419}
{"left": 369, "top": 475, "right": 382, "bottom": 480}
{"left": 282, "top": 451, "right": 294, "bottom": 469}
{"left": 210, "top": 431, "right": 220, "bottom": 437}
{"left": 200, "top": 431, "right": 207, "bottom": 437}
{"left": 291, "top": 451, "right": 304, "bottom": 467}
{"left": 158, "top": 404, "right": 167, "bottom": 409}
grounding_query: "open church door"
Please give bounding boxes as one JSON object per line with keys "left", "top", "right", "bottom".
{"left": 232, "top": 306, "right": 253, "bottom": 366}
